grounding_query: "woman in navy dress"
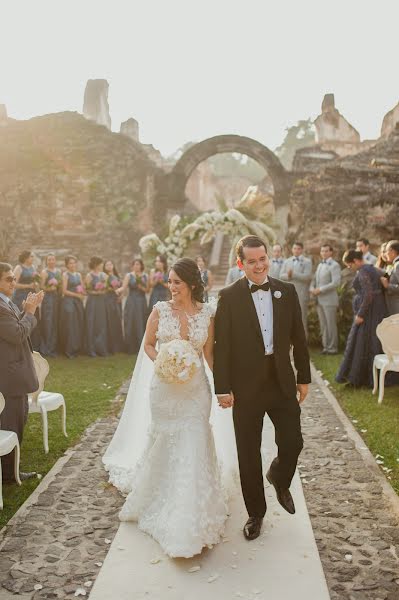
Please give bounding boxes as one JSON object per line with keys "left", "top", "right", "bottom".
{"left": 40, "top": 253, "right": 61, "bottom": 357}
{"left": 196, "top": 255, "right": 214, "bottom": 302}
{"left": 149, "top": 254, "right": 170, "bottom": 310}
{"left": 336, "top": 249, "right": 387, "bottom": 387}
{"left": 122, "top": 258, "right": 149, "bottom": 355}
{"left": 85, "top": 256, "right": 109, "bottom": 357}
{"left": 104, "top": 259, "right": 125, "bottom": 354}
{"left": 59, "top": 255, "right": 85, "bottom": 358}
{"left": 13, "top": 250, "right": 41, "bottom": 350}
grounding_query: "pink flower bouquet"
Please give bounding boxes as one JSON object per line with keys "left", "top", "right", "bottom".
{"left": 111, "top": 279, "right": 120, "bottom": 289}
{"left": 94, "top": 281, "right": 106, "bottom": 291}
{"left": 75, "top": 284, "right": 85, "bottom": 294}
{"left": 48, "top": 278, "right": 58, "bottom": 287}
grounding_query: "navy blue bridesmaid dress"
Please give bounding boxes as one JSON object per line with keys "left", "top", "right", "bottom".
{"left": 124, "top": 273, "right": 148, "bottom": 354}
{"left": 105, "top": 274, "right": 125, "bottom": 353}
{"left": 149, "top": 272, "right": 170, "bottom": 311}
{"left": 40, "top": 268, "right": 61, "bottom": 357}
{"left": 85, "top": 272, "right": 109, "bottom": 357}
{"left": 13, "top": 264, "right": 41, "bottom": 351}
{"left": 59, "top": 272, "right": 85, "bottom": 358}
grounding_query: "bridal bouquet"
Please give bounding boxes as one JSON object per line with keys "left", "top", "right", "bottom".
{"left": 155, "top": 339, "right": 201, "bottom": 384}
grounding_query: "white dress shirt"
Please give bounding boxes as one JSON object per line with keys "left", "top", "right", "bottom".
{"left": 247, "top": 277, "right": 274, "bottom": 355}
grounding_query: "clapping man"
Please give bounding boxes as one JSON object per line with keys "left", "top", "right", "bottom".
{"left": 356, "top": 238, "right": 377, "bottom": 265}
{"left": 310, "top": 245, "right": 341, "bottom": 354}
{"left": 268, "top": 243, "right": 285, "bottom": 279}
{"left": 279, "top": 242, "right": 312, "bottom": 336}
{"left": 0, "top": 263, "right": 43, "bottom": 481}
{"left": 380, "top": 240, "right": 399, "bottom": 315}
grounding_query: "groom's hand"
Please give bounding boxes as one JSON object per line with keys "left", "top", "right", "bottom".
{"left": 296, "top": 384, "right": 309, "bottom": 404}
{"left": 217, "top": 393, "right": 234, "bottom": 409}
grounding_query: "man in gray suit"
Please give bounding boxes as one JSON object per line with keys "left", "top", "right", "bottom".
{"left": 356, "top": 237, "right": 377, "bottom": 265}
{"left": 225, "top": 264, "right": 244, "bottom": 286}
{"left": 381, "top": 240, "right": 399, "bottom": 315}
{"left": 310, "top": 245, "right": 341, "bottom": 354}
{"left": 0, "top": 262, "right": 43, "bottom": 481}
{"left": 279, "top": 242, "right": 312, "bottom": 336}
{"left": 268, "top": 243, "right": 285, "bottom": 279}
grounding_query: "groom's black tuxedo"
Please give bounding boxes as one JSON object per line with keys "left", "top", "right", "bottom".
{"left": 214, "top": 275, "right": 311, "bottom": 518}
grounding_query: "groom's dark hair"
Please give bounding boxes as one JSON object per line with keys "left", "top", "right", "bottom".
{"left": 236, "top": 235, "right": 268, "bottom": 262}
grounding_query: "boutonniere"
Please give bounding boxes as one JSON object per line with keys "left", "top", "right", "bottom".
{"left": 273, "top": 290, "right": 282, "bottom": 299}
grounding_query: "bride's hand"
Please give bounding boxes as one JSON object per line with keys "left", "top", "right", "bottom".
{"left": 217, "top": 393, "right": 234, "bottom": 409}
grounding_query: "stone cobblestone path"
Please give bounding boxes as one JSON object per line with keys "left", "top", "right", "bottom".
{"left": 0, "top": 373, "right": 398, "bottom": 599}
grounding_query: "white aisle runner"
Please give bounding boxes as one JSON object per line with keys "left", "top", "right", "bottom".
{"left": 90, "top": 416, "right": 330, "bottom": 600}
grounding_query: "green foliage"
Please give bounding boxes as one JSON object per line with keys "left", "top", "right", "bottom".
{"left": 275, "top": 119, "right": 316, "bottom": 170}
{"left": 207, "top": 153, "right": 266, "bottom": 182}
{"left": 311, "top": 351, "right": 399, "bottom": 495}
{"left": 0, "top": 354, "right": 134, "bottom": 528}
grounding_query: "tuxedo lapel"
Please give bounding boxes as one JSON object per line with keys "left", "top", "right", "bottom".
{"left": 238, "top": 277, "right": 264, "bottom": 349}
{"left": 269, "top": 277, "right": 282, "bottom": 348}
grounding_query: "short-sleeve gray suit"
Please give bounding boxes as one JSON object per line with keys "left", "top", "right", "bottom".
{"left": 310, "top": 259, "right": 341, "bottom": 353}
{"left": 385, "top": 258, "right": 399, "bottom": 315}
{"left": 279, "top": 256, "right": 312, "bottom": 335}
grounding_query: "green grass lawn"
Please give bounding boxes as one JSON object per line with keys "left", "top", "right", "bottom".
{"left": 1, "top": 354, "right": 135, "bottom": 529}
{"left": 311, "top": 350, "right": 399, "bottom": 495}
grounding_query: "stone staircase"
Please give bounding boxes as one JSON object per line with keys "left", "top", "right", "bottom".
{"left": 210, "top": 234, "right": 233, "bottom": 292}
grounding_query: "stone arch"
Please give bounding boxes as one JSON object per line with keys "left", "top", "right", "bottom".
{"left": 164, "top": 134, "right": 289, "bottom": 210}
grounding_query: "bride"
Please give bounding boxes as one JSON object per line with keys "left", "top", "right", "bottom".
{"left": 103, "top": 257, "right": 236, "bottom": 558}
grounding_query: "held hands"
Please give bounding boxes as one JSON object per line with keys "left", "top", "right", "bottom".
{"left": 217, "top": 393, "right": 234, "bottom": 409}
{"left": 23, "top": 291, "right": 44, "bottom": 314}
{"left": 296, "top": 384, "right": 308, "bottom": 404}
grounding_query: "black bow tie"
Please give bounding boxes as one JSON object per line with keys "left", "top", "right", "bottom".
{"left": 250, "top": 282, "right": 270, "bottom": 293}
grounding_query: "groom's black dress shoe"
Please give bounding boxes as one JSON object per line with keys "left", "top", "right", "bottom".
{"left": 266, "top": 470, "right": 296, "bottom": 514}
{"left": 243, "top": 517, "right": 263, "bottom": 540}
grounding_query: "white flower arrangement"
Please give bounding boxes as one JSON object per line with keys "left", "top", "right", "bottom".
{"left": 154, "top": 339, "right": 201, "bottom": 384}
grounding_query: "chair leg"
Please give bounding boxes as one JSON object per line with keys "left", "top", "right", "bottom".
{"left": 372, "top": 363, "right": 378, "bottom": 395}
{"left": 14, "top": 442, "right": 21, "bottom": 486}
{"left": 0, "top": 458, "right": 3, "bottom": 510}
{"left": 61, "top": 400, "right": 68, "bottom": 438}
{"left": 378, "top": 367, "right": 388, "bottom": 405}
{"left": 40, "top": 406, "right": 49, "bottom": 454}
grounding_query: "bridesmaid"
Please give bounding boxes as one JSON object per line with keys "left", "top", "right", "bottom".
{"left": 104, "top": 259, "right": 125, "bottom": 354}
{"left": 59, "top": 255, "right": 85, "bottom": 358}
{"left": 40, "top": 253, "right": 61, "bottom": 357}
{"left": 149, "top": 254, "right": 170, "bottom": 310}
{"left": 196, "top": 255, "right": 214, "bottom": 302}
{"left": 122, "top": 258, "right": 149, "bottom": 355}
{"left": 13, "top": 250, "right": 41, "bottom": 350}
{"left": 85, "top": 256, "right": 109, "bottom": 357}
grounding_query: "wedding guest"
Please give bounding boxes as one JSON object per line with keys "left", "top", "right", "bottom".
{"left": 336, "top": 250, "right": 387, "bottom": 387}
{"left": 0, "top": 263, "right": 43, "bottom": 481}
{"left": 13, "top": 250, "right": 41, "bottom": 350}
{"left": 225, "top": 263, "right": 244, "bottom": 286}
{"left": 310, "top": 244, "right": 341, "bottom": 355}
{"left": 122, "top": 259, "right": 149, "bottom": 355}
{"left": 268, "top": 243, "right": 285, "bottom": 279}
{"left": 104, "top": 259, "right": 125, "bottom": 354}
{"left": 149, "top": 255, "right": 170, "bottom": 310}
{"left": 85, "top": 256, "right": 109, "bottom": 357}
{"left": 380, "top": 240, "right": 399, "bottom": 315}
{"left": 375, "top": 242, "right": 390, "bottom": 273}
{"left": 59, "top": 256, "right": 85, "bottom": 358}
{"left": 39, "top": 253, "right": 61, "bottom": 357}
{"left": 196, "top": 255, "right": 213, "bottom": 302}
{"left": 279, "top": 242, "right": 312, "bottom": 336}
{"left": 356, "top": 237, "right": 377, "bottom": 265}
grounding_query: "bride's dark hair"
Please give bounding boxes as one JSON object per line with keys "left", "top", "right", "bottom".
{"left": 171, "top": 258, "right": 205, "bottom": 303}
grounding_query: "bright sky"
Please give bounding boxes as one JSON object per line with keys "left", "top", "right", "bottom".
{"left": 1, "top": 0, "right": 398, "bottom": 156}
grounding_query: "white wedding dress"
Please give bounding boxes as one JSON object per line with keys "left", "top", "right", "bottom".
{"left": 103, "top": 300, "right": 236, "bottom": 558}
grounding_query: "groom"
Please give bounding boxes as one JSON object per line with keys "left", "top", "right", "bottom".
{"left": 214, "top": 235, "right": 310, "bottom": 540}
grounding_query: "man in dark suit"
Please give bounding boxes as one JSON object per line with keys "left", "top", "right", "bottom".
{"left": 0, "top": 262, "right": 43, "bottom": 481}
{"left": 214, "top": 236, "right": 310, "bottom": 541}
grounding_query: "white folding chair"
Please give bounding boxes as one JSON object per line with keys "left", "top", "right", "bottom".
{"left": 372, "top": 315, "right": 399, "bottom": 404}
{"left": 28, "top": 352, "right": 67, "bottom": 454}
{"left": 0, "top": 392, "right": 21, "bottom": 509}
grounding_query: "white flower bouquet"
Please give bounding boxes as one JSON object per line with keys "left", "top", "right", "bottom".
{"left": 155, "top": 339, "right": 201, "bottom": 384}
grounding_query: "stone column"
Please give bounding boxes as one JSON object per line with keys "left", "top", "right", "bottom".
{"left": 120, "top": 118, "right": 139, "bottom": 142}
{"left": 83, "top": 79, "right": 111, "bottom": 130}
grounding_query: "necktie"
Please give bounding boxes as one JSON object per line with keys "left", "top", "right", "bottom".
{"left": 251, "top": 282, "right": 270, "bottom": 293}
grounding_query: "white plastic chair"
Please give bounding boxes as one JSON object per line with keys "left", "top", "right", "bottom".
{"left": 0, "top": 392, "right": 22, "bottom": 509}
{"left": 372, "top": 315, "right": 399, "bottom": 404}
{"left": 28, "top": 352, "right": 68, "bottom": 453}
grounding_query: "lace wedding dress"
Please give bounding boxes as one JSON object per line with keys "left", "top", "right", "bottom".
{"left": 105, "top": 300, "right": 230, "bottom": 558}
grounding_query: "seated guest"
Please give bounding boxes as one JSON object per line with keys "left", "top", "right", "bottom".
{"left": 268, "top": 243, "right": 285, "bottom": 279}
{"left": 336, "top": 250, "right": 387, "bottom": 387}
{"left": 380, "top": 240, "right": 399, "bottom": 315}
{"left": 0, "top": 262, "right": 43, "bottom": 481}
{"left": 356, "top": 237, "right": 377, "bottom": 265}
{"left": 13, "top": 250, "right": 41, "bottom": 351}
{"left": 196, "top": 255, "right": 213, "bottom": 302}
